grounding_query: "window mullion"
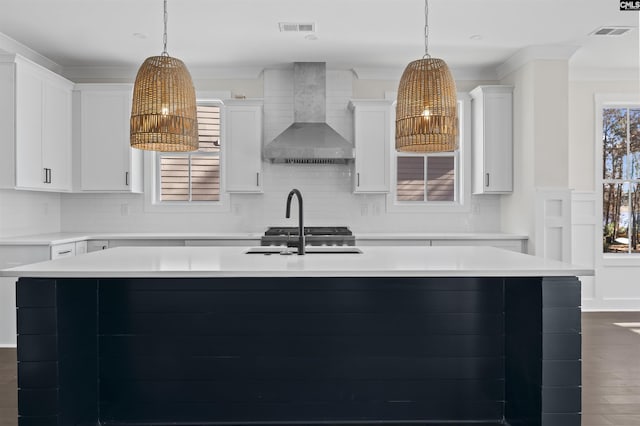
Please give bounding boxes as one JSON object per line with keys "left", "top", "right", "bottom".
{"left": 188, "top": 155, "right": 193, "bottom": 202}
{"left": 423, "top": 154, "right": 428, "bottom": 201}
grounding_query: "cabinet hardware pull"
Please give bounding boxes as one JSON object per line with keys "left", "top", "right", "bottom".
{"left": 125, "top": 172, "right": 129, "bottom": 186}
{"left": 43, "top": 168, "right": 47, "bottom": 184}
{"left": 357, "top": 172, "right": 360, "bottom": 187}
{"left": 256, "top": 172, "right": 259, "bottom": 186}
{"left": 485, "top": 173, "right": 490, "bottom": 187}
{"left": 57, "top": 250, "right": 72, "bottom": 255}
{"left": 48, "top": 169, "right": 52, "bottom": 184}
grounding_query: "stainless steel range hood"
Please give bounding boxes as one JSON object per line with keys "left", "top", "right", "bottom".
{"left": 263, "top": 63, "right": 354, "bottom": 163}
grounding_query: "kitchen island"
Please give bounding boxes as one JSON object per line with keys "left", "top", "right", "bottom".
{"left": 3, "top": 246, "right": 592, "bottom": 426}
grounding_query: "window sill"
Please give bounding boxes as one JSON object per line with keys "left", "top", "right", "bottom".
{"left": 385, "top": 196, "right": 470, "bottom": 214}
{"left": 602, "top": 253, "right": 640, "bottom": 267}
{"left": 143, "top": 195, "right": 231, "bottom": 214}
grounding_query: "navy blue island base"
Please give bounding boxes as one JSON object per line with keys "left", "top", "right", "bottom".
{"left": 15, "top": 275, "right": 581, "bottom": 426}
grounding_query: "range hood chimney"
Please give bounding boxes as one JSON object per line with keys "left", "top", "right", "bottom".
{"left": 263, "top": 63, "right": 354, "bottom": 163}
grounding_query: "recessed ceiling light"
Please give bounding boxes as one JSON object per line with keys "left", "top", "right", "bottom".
{"left": 470, "top": 34, "right": 483, "bottom": 41}
{"left": 132, "top": 33, "right": 148, "bottom": 39}
{"left": 305, "top": 34, "right": 318, "bottom": 41}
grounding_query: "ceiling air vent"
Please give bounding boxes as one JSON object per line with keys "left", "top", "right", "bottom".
{"left": 590, "top": 26, "right": 632, "bottom": 36}
{"left": 279, "top": 22, "right": 316, "bottom": 33}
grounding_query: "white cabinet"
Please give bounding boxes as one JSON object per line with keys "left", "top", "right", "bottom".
{"left": 430, "top": 239, "right": 525, "bottom": 253}
{"left": 185, "top": 239, "right": 260, "bottom": 246}
{"left": 87, "top": 240, "right": 109, "bottom": 252}
{"left": 470, "top": 85, "right": 513, "bottom": 194}
{"left": 75, "top": 84, "right": 143, "bottom": 192}
{"left": 50, "top": 242, "right": 76, "bottom": 259}
{"left": 0, "top": 54, "right": 72, "bottom": 191}
{"left": 51, "top": 241, "right": 89, "bottom": 259}
{"left": 349, "top": 100, "right": 392, "bottom": 193}
{"left": 224, "top": 100, "right": 263, "bottom": 193}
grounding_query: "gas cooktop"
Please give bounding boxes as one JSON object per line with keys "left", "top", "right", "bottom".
{"left": 261, "top": 226, "right": 355, "bottom": 246}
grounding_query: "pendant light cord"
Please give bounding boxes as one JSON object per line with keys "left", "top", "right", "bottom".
{"left": 162, "top": 0, "right": 169, "bottom": 56}
{"left": 423, "top": 0, "right": 430, "bottom": 59}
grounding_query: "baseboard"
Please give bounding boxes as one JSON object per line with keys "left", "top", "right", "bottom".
{"left": 0, "top": 344, "right": 16, "bottom": 348}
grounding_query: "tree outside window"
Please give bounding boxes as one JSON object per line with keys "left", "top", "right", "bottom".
{"left": 602, "top": 107, "right": 640, "bottom": 253}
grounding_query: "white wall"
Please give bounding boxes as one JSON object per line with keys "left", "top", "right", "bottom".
{"left": 499, "top": 62, "right": 537, "bottom": 253}
{"left": 60, "top": 70, "right": 504, "bottom": 234}
{"left": 0, "top": 189, "right": 61, "bottom": 237}
{"left": 568, "top": 79, "right": 640, "bottom": 310}
{"left": 0, "top": 189, "right": 60, "bottom": 347}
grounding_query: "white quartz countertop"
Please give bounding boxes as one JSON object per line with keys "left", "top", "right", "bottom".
{"left": 0, "top": 232, "right": 263, "bottom": 245}
{"left": 0, "top": 232, "right": 527, "bottom": 246}
{"left": 1, "top": 246, "right": 592, "bottom": 278}
{"left": 356, "top": 232, "right": 528, "bottom": 240}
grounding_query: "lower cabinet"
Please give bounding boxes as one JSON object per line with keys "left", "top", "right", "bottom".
{"left": 357, "top": 238, "right": 527, "bottom": 253}
{"left": 430, "top": 239, "right": 526, "bottom": 253}
{"left": 357, "top": 239, "right": 429, "bottom": 246}
{"left": 185, "top": 239, "right": 260, "bottom": 247}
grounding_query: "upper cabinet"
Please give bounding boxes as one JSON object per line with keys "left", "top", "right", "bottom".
{"left": 224, "top": 100, "right": 263, "bottom": 193}
{"left": 470, "top": 85, "right": 513, "bottom": 194}
{"left": 74, "top": 84, "right": 143, "bottom": 193}
{"left": 349, "top": 100, "right": 392, "bottom": 193}
{"left": 0, "top": 54, "right": 73, "bottom": 191}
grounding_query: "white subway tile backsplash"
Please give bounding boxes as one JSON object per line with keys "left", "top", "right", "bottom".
{"left": 58, "top": 67, "right": 502, "bottom": 235}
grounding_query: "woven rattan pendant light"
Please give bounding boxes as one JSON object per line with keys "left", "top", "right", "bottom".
{"left": 130, "top": 0, "right": 198, "bottom": 152}
{"left": 396, "top": 0, "right": 458, "bottom": 152}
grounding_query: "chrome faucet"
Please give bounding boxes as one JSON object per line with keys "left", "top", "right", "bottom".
{"left": 285, "top": 188, "right": 305, "bottom": 255}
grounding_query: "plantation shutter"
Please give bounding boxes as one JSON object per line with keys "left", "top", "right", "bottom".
{"left": 426, "top": 157, "right": 455, "bottom": 201}
{"left": 159, "top": 105, "right": 221, "bottom": 202}
{"left": 397, "top": 157, "right": 425, "bottom": 201}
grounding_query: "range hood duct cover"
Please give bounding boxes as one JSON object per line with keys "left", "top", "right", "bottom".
{"left": 264, "top": 63, "right": 354, "bottom": 163}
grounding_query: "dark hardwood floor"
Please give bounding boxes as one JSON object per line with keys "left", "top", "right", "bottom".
{"left": 582, "top": 312, "right": 640, "bottom": 425}
{"left": 0, "top": 348, "right": 16, "bottom": 426}
{"left": 0, "top": 312, "right": 638, "bottom": 426}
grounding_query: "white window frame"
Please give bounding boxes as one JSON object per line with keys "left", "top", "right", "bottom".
{"left": 386, "top": 92, "right": 471, "bottom": 213}
{"left": 596, "top": 93, "right": 640, "bottom": 264}
{"left": 144, "top": 91, "right": 231, "bottom": 213}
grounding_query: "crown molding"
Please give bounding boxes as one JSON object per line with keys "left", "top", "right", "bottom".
{"left": 62, "top": 65, "right": 265, "bottom": 82}
{"left": 569, "top": 66, "right": 640, "bottom": 82}
{"left": 352, "top": 65, "right": 499, "bottom": 82}
{"left": 496, "top": 45, "right": 580, "bottom": 80}
{"left": 0, "top": 32, "right": 62, "bottom": 74}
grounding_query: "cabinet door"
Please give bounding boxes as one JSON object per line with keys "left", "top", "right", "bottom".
{"left": 80, "top": 89, "right": 133, "bottom": 191}
{"left": 42, "top": 79, "right": 72, "bottom": 190}
{"left": 482, "top": 91, "right": 512, "bottom": 193}
{"left": 225, "top": 104, "right": 263, "bottom": 192}
{"left": 471, "top": 86, "right": 513, "bottom": 194}
{"left": 351, "top": 101, "right": 391, "bottom": 193}
{"left": 15, "top": 65, "right": 44, "bottom": 189}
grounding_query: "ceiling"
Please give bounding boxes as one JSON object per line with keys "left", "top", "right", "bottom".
{"left": 0, "top": 0, "right": 638, "bottom": 80}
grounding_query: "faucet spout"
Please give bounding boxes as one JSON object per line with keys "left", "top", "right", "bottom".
{"left": 285, "top": 188, "right": 305, "bottom": 255}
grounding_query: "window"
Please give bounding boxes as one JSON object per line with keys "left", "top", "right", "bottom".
{"left": 389, "top": 96, "right": 467, "bottom": 210}
{"left": 157, "top": 103, "right": 221, "bottom": 202}
{"left": 396, "top": 155, "right": 456, "bottom": 202}
{"left": 602, "top": 106, "right": 640, "bottom": 253}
